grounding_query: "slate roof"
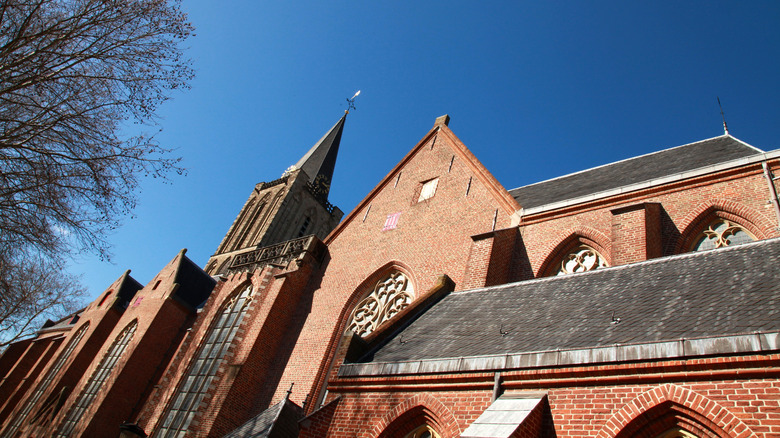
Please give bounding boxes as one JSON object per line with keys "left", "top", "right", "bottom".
{"left": 508, "top": 135, "right": 763, "bottom": 209}
{"left": 292, "top": 113, "right": 346, "bottom": 198}
{"left": 223, "top": 398, "right": 302, "bottom": 438}
{"left": 364, "top": 238, "right": 780, "bottom": 364}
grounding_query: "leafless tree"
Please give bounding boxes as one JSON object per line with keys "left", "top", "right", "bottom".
{"left": 0, "top": 0, "right": 193, "bottom": 344}
{"left": 0, "top": 251, "right": 86, "bottom": 347}
{"left": 0, "top": 0, "right": 194, "bottom": 259}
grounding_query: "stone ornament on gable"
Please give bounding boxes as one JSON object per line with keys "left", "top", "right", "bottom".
{"left": 348, "top": 271, "right": 415, "bottom": 337}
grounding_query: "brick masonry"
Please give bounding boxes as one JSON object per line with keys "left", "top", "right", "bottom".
{"left": 1, "top": 117, "right": 779, "bottom": 437}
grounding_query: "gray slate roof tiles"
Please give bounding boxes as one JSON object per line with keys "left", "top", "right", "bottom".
{"left": 508, "top": 135, "right": 762, "bottom": 209}
{"left": 222, "top": 399, "right": 302, "bottom": 438}
{"left": 365, "top": 238, "right": 780, "bottom": 364}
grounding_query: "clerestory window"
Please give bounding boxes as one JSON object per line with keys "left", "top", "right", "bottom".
{"left": 556, "top": 244, "right": 608, "bottom": 276}
{"left": 691, "top": 218, "right": 755, "bottom": 251}
{"left": 347, "top": 271, "right": 415, "bottom": 337}
{"left": 404, "top": 425, "right": 440, "bottom": 438}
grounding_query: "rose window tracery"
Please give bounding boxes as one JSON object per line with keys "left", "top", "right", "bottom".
{"left": 347, "top": 271, "right": 414, "bottom": 337}
{"left": 692, "top": 218, "right": 755, "bottom": 251}
{"left": 556, "top": 244, "right": 608, "bottom": 275}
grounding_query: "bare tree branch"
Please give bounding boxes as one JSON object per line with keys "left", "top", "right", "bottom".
{"left": 0, "top": 0, "right": 193, "bottom": 344}
{"left": 0, "top": 0, "right": 193, "bottom": 260}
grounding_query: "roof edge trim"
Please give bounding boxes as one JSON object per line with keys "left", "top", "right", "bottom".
{"left": 521, "top": 149, "right": 780, "bottom": 216}
{"left": 339, "top": 330, "right": 780, "bottom": 377}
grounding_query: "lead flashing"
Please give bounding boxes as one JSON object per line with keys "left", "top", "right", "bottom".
{"left": 338, "top": 330, "right": 780, "bottom": 377}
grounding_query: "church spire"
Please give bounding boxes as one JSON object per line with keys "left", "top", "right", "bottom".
{"left": 289, "top": 113, "right": 347, "bottom": 199}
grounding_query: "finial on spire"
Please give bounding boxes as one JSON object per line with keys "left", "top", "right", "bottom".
{"left": 346, "top": 90, "right": 361, "bottom": 113}
{"left": 286, "top": 383, "right": 294, "bottom": 400}
{"left": 717, "top": 96, "right": 729, "bottom": 135}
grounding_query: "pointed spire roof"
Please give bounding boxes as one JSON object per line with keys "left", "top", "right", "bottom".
{"left": 291, "top": 112, "right": 346, "bottom": 198}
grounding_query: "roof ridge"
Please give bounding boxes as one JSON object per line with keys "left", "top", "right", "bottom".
{"left": 452, "top": 236, "right": 780, "bottom": 296}
{"left": 509, "top": 134, "right": 743, "bottom": 194}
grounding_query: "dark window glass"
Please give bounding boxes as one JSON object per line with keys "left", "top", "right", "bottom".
{"left": 2, "top": 323, "right": 90, "bottom": 437}
{"left": 55, "top": 321, "right": 137, "bottom": 437}
{"left": 154, "top": 285, "right": 253, "bottom": 438}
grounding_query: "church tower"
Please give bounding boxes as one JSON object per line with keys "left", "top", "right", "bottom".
{"left": 205, "top": 113, "right": 346, "bottom": 275}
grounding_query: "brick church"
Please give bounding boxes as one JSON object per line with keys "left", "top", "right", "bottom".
{"left": 1, "top": 111, "right": 779, "bottom": 437}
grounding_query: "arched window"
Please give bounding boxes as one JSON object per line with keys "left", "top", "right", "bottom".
{"left": 347, "top": 271, "right": 415, "bottom": 337}
{"left": 691, "top": 218, "right": 755, "bottom": 251}
{"left": 56, "top": 320, "right": 137, "bottom": 437}
{"left": 556, "top": 244, "right": 608, "bottom": 275}
{"left": 155, "top": 284, "right": 254, "bottom": 438}
{"left": 4, "top": 323, "right": 90, "bottom": 437}
{"left": 404, "top": 425, "right": 440, "bottom": 438}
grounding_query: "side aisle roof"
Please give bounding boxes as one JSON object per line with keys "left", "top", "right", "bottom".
{"left": 509, "top": 135, "right": 764, "bottom": 209}
{"left": 354, "top": 238, "right": 780, "bottom": 366}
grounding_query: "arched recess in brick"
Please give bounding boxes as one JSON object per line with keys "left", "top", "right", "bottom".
{"left": 675, "top": 199, "right": 773, "bottom": 254}
{"left": 342, "top": 262, "right": 418, "bottom": 338}
{"left": 596, "top": 384, "right": 756, "bottom": 438}
{"left": 216, "top": 257, "right": 232, "bottom": 275}
{"left": 153, "top": 281, "right": 255, "bottom": 438}
{"left": 373, "top": 394, "right": 460, "bottom": 438}
{"left": 308, "top": 261, "right": 417, "bottom": 413}
{"left": 535, "top": 227, "right": 612, "bottom": 277}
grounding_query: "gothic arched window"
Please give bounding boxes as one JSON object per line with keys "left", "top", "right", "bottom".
{"left": 347, "top": 271, "right": 415, "bottom": 337}
{"left": 155, "top": 284, "right": 254, "bottom": 438}
{"left": 691, "top": 218, "right": 755, "bottom": 251}
{"left": 56, "top": 320, "right": 137, "bottom": 437}
{"left": 556, "top": 244, "right": 608, "bottom": 275}
{"left": 5, "top": 323, "right": 90, "bottom": 437}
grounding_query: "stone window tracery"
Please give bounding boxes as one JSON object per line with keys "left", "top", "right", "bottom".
{"left": 404, "top": 425, "right": 440, "bottom": 438}
{"left": 556, "top": 244, "right": 608, "bottom": 276}
{"left": 691, "top": 218, "right": 755, "bottom": 251}
{"left": 347, "top": 271, "right": 415, "bottom": 337}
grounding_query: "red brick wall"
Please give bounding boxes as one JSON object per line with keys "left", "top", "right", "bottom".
{"left": 0, "top": 336, "right": 61, "bottom": 423}
{"left": 43, "top": 254, "right": 203, "bottom": 437}
{"left": 278, "top": 125, "right": 519, "bottom": 413}
{"left": 307, "top": 354, "right": 780, "bottom": 437}
{"left": 3, "top": 273, "right": 134, "bottom": 437}
{"left": 139, "top": 255, "right": 321, "bottom": 437}
{"left": 521, "top": 164, "right": 780, "bottom": 279}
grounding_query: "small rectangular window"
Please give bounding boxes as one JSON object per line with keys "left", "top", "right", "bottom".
{"left": 418, "top": 178, "right": 439, "bottom": 202}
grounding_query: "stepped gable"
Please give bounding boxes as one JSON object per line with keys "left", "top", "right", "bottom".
{"left": 509, "top": 135, "right": 763, "bottom": 209}
{"left": 364, "top": 238, "right": 780, "bottom": 363}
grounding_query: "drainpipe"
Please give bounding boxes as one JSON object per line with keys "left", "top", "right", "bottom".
{"left": 761, "top": 161, "right": 780, "bottom": 230}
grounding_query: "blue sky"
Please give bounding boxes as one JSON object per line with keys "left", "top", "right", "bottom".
{"left": 69, "top": 1, "right": 780, "bottom": 300}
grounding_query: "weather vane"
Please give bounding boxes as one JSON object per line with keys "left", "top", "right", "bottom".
{"left": 346, "top": 90, "right": 361, "bottom": 112}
